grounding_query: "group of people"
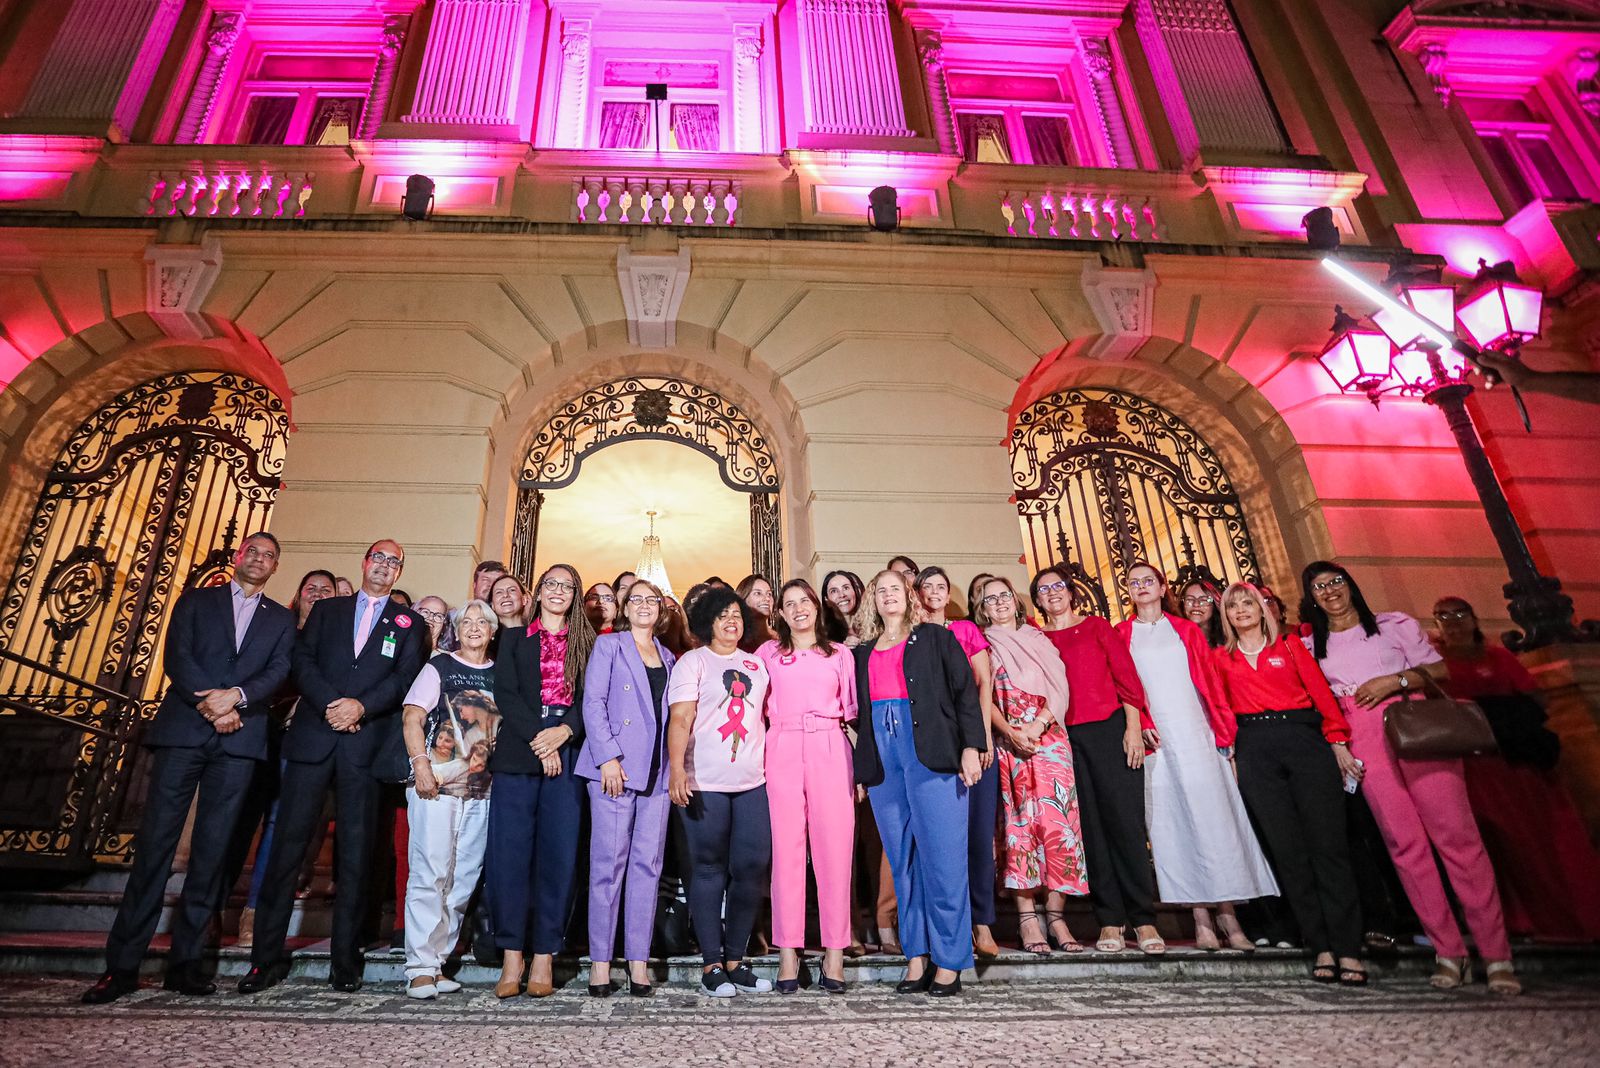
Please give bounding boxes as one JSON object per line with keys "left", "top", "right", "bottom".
{"left": 81, "top": 534, "right": 1600, "bottom": 1005}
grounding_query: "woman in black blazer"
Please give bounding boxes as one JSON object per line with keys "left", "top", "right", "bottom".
{"left": 488, "top": 563, "right": 596, "bottom": 998}
{"left": 852, "top": 569, "right": 985, "bottom": 997}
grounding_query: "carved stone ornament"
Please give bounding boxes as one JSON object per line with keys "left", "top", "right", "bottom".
{"left": 207, "top": 12, "right": 242, "bottom": 55}
{"left": 1081, "top": 36, "right": 1114, "bottom": 82}
{"left": 1421, "top": 43, "right": 1452, "bottom": 107}
{"left": 617, "top": 246, "right": 692, "bottom": 349}
{"left": 144, "top": 238, "right": 223, "bottom": 340}
{"left": 562, "top": 29, "right": 591, "bottom": 60}
{"left": 735, "top": 33, "right": 764, "bottom": 66}
{"left": 1079, "top": 262, "right": 1157, "bottom": 361}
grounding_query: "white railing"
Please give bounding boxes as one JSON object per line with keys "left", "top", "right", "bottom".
{"left": 142, "top": 169, "right": 314, "bottom": 219}
{"left": 1001, "top": 189, "right": 1160, "bottom": 241}
{"left": 573, "top": 176, "right": 742, "bottom": 225}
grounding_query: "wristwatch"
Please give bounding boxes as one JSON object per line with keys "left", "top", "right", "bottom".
{"left": 1397, "top": 672, "right": 1410, "bottom": 691}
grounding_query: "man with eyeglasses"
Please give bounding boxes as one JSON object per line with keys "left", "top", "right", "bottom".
{"left": 241, "top": 539, "right": 429, "bottom": 995}
{"left": 82, "top": 533, "right": 296, "bottom": 1004}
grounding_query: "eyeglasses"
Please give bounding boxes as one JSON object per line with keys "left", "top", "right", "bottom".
{"left": 979, "top": 591, "right": 1013, "bottom": 607}
{"left": 1182, "top": 595, "right": 1213, "bottom": 607}
{"left": 1434, "top": 609, "right": 1472, "bottom": 622}
{"left": 626, "top": 595, "right": 662, "bottom": 608}
{"left": 367, "top": 551, "right": 403, "bottom": 568}
{"left": 591, "top": 594, "right": 616, "bottom": 604}
{"left": 541, "top": 578, "right": 577, "bottom": 594}
{"left": 1036, "top": 581, "right": 1069, "bottom": 595}
{"left": 1128, "top": 576, "right": 1162, "bottom": 591}
{"left": 416, "top": 609, "right": 446, "bottom": 624}
{"left": 1310, "top": 575, "right": 1348, "bottom": 594}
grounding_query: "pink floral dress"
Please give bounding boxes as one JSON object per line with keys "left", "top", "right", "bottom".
{"left": 995, "top": 664, "right": 1088, "bottom": 894}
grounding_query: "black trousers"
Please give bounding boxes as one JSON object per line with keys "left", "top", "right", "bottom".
{"left": 486, "top": 763, "right": 584, "bottom": 955}
{"left": 105, "top": 739, "right": 256, "bottom": 974}
{"left": 681, "top": 785, "right": 771, "bottom": 966}
{"left": 968, "top": 758, "right": 1000, "bottom": 927}
{"left": 1066, "top": 716, "right": 1155, "bottom": 928}
{"left": 1234, "top": 710, "right": 1363, "bottom": 960}
{"left": 251, "top": 748, "right": 379, "bottom": 975}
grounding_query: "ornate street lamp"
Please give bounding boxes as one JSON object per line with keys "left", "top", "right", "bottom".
{"left": 1318, "top": 257, "right": 1596, "bottom": 651}
{"left": 1316, "top": 306, "right": 1395, "bottom": 400}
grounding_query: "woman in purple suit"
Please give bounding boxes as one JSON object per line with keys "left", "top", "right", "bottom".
{"left": 577, "top": 580, "right": 677, "bottom": 997}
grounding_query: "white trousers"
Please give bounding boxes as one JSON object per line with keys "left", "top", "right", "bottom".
{"left": 404, "top": 788, "right": 489, "bottom": 980}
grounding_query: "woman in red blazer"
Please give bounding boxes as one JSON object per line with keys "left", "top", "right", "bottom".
{"left": 1115, "top": 563, "right": 1278, "bottom": 953}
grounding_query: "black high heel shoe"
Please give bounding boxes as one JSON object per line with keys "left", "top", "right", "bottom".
{"left": 629, "top": 979, "right": 654, "bottom": 997}
{"left": 896, "top": 967, "right": 932, "bottom": 995}
{"left": 819, "top": 974, "right": 846, "bottom": 994}
{"left": 588, "top": 982, "right": 615, "bottom": 998}
{"left": 928, "top": 975, "right": 962, "bottom": 998}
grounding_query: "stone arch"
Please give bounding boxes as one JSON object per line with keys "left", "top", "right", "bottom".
{"left": 0, "top": 316, "right": 291, "bottom": 597}
{"left": 1007, "top": 335, "right": 1331, "bottom": 596}
{"left": 485, "top": 323, "right": 813, "bottom": 580}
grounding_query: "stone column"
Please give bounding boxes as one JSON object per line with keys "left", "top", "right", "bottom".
{"left": 1080, "top": 36, "right": 1136, "bottom": 169}
{"left": 173, "top": 12, "right": 241, "bottom": 144}
{"left": 732, "top": 24, "right": 765, "bottom": 153}
{"left": 795, "top": 0, "right": 913, "bottom": 138}
{"left": 400, "top": 0, "right": 532, "bottom": 133}
{"left": 1133, "top": 0, "right": 1287, "bottom": 161}
{"left": 17, "top": 0, "right": 184, "bottom": 139}
{"left": 357, "top": 15, "right": 408, "bottom": 139}
{"left": 551, "top": 18, "right": 591, "bottom": 148}
{"left": 914, "top": 29, "right": 956, "bottom": 155}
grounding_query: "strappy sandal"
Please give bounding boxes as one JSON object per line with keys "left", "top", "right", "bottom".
{"left": 1337, "top": 966, "right": 1368, "bottom": 987}
{"left": 1135, "top": 928, "right": 1167, "bottom": 956}
{"left": 1485, "top": 961, "right": 1522, "bottom": 997}
{"left": 1018, "top": 911, "right": 1050, "bottom": 955}
{"left": 1430, "top": 956, "right": 1471, "bottom": 990}
{"left": 1095, "top": 927, "right": 1126, "bottom": 953}
{"left": 1043, "top": 910, "right": 1084, "bottom": 953}
{"left": 1310, "top": 963, "right": 1338, "bottom": 984}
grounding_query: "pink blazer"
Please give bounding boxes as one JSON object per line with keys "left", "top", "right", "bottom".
{"left": 1114, "top": 613, "right": 1237, "bottom": 749}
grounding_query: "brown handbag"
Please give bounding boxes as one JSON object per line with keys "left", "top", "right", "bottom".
{"left": 1382, "top": 673, "right": 1498, "bottom": 759}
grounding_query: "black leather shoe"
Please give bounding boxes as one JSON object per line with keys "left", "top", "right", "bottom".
{"left": 329, "top": 969, "right": 364, "bottom": 993}
{"left": 895, "top": 970, "right": 932, "bottom": 995}
{"left": 820, "top": 975, "right": 846, "bottom": 995}
{"left": 628, "top": 979, "right": 654, "bottom": 997}
{"left": 237, "top": 962, "right": 289, "bottom": 995}
{"left": 162, "top": 963, "right": 216, "bottom": 996}
{"left": 588, "top": 982, "right": 615, "bottom": 998}
{"left": 928, "top": 975, "right": 962, "bottom": 997}
{"left": 81, "top": 971, "right": 139, "bottom": 1004}
{"left": 776, "top": 977, "right": 800, "bottom": 995}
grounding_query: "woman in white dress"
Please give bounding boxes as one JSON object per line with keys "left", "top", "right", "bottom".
{"left": 1114, "top": 563, "right": 1277, "bottom": 950}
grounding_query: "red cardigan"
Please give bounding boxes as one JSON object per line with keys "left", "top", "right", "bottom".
{"left": 1114, "top": 613, "right": 1237, "bottom": 749}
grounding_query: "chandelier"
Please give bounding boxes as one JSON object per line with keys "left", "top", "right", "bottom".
{"left": 634, "top": 510, "right": 674, "bottom": 599}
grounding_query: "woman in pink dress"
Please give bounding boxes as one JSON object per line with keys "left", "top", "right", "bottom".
{"left": 1302, "top": 562, "right": 1518, "bottom": 995}
{"left": 974, "top": 576, "right": 1088, "bottom": 953}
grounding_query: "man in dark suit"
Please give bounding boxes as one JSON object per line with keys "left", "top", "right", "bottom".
{"left": 240, "top": 539, "right": 428, "bottom": 994}
{"left": 81, "top": 532, "right": 295, "bottom": 1004}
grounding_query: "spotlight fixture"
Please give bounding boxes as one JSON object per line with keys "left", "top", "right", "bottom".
{"left": 401, "top": 174, "right": 435, "bottom": 221}
{"left": 868, "top": 185, "right": 900, "bottom": 233}
{"left": 1301, "top": 206, "right": 1340, "bottom": 252}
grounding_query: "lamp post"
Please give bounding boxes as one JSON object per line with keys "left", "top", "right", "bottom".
{"left": 1318, "top": 258, "right": 1598, "bottom": 651}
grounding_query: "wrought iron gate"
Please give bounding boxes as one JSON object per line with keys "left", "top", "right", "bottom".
{"left": 1011, "top": 387, "right": 1261, "bottom": 621}
{"left": 512, "top": 376, "right": 783, "bottom": 584}
{"left": 0, "top": 372, "right": 288, "bottom": 867}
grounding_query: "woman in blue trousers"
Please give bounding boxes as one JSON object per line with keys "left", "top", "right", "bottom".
{"left": 852, "top": 569, "right": 986, "bottom": 997}
{"left": 576, "top": 580, "right": 676, "bottom": 997}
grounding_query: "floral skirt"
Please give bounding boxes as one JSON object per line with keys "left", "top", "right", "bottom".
{"left": 996, "top": 682, "right": 1089, "bottom": 894}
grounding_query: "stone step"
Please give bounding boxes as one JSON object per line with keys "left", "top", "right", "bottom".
{"left": 6, "top": 931, "right": 1597, "bottom": 987}
{"left": 0, "top": 892, "right": 333, "bottom": 938}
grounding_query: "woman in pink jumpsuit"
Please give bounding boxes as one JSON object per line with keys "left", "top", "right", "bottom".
{"left": 1301, "top": 561, "right": 1519, "bottom": 996}
{"left": 758, "top": 579, "right": 857, "bottom": 994}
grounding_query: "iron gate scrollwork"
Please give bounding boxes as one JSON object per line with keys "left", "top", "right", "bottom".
{"left": 1011, "top": 387, "right": 1261, "bottom": 622}
{"left": 513, "top": 376, "right": 783, "bottom": 583}
{"left": 0, "top": 371, "right": 288, "bottom": 867}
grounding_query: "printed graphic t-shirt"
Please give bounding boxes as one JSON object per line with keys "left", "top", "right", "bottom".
{"left": 667, "top": 646, "right": 769, "bottom": 792}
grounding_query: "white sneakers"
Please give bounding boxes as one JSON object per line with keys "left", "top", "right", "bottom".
{"left": 405, "top": 974, "right": 461, "bottom": 999}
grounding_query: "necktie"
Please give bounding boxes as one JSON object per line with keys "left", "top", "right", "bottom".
{"left": 354, "top": 597, "right": 379, "bottom": 655}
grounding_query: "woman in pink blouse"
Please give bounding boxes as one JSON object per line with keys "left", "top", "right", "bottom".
{"left": 758, "top": 579, "right": 857, "bottom": 994}
{"left": 915, "top": 566, "right": 1002, "bottom": 959}
{"left": 1301, "top": 562, "right": 1518, "bottom": 995}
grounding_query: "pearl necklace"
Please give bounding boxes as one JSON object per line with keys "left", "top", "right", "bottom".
{"left": 1239, "top": 637, "right": 1269, "bottom": 657}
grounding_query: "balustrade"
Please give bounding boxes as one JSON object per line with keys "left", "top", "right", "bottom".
{"left": 1000, "top": 189, "right": 1160, "bottom": 241}
{"left": 142, "top": 168, "right": 313, "bottom": 218}
{"left": 573, "top": 176, "right": 741, "bottom": 225}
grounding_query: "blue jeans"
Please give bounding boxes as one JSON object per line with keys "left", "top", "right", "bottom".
{"left": 866, "top": 699, "right": 973, "bottom": 971}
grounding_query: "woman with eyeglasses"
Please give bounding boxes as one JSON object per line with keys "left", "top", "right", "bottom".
{"left": 577, "top": 580, "right": 677, "bottom": 997}
{"left": 1031, "top": 567, "right": 1162, "bottom": 954}
{"left": 759, "top": 579, "right": 857, "bottom": 993}
{"left": 1116, "top": 564, "right": 1276, "bottom": 953}
{"left": 914, "top": 566, "right": 1002, "bottom": 960}
{"left": 584, "top": 583, "right": 619, "bottom": 635}
{"left": 853, "top": 568, "right": 984, "bottom": 996}
{"left": 1212, "top": 581, "right": 1365, "bottom": 985}
{"left": 667, "top": 587, "right": 774, "bottom": 997}
{"left": 488, "top": 563, "right": 597, "bottom": 998}
{"left": 974, "top": 576, "right": 1088, "bottom": 953}
{"left": 1179, "top": 579, "right": 1226, "bottom": 649}
{"left": 1301, "top": 562, "right": 1517, "bottom": 995}
{"left": 1431, "top": 595, "right": 1600, "bottom": 944}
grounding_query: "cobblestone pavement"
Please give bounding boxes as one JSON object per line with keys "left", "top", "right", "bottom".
{"left": 2, "top": 973, "right": 1598, "bottom": 1067}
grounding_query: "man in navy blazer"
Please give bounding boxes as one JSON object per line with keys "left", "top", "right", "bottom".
{"left": 241, "top": 539, "right": 428, "bottom": 994}
{"left": 82, "top": 532, "right": 295, "bottom": 1004}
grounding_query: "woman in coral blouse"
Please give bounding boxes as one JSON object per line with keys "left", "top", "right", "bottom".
{"left": 1116, "top": 563, "right": 1276, "bottom": 952}
{"left": 1032, "top": 566, "right": 1163, "bottom": 954}
{"left": 1214, "top": 581, "right": 1365, "bottom": 985}
{"left": 1433, "top": 595, "right": 1600, "bottom": 944}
